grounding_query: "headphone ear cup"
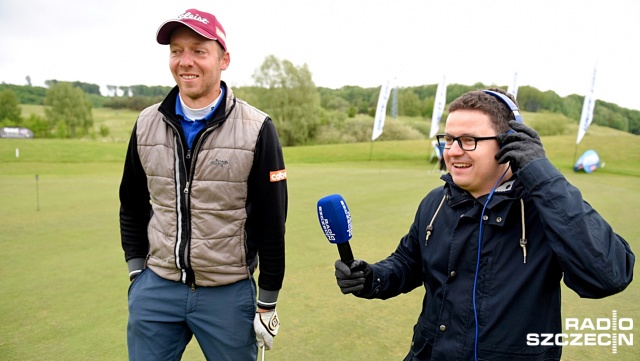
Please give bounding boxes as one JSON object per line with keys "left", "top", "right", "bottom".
{"left": 500, "top": 129, "right": 515, "bottom": 149}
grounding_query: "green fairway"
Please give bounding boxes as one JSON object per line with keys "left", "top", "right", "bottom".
{"left": 0, "top": 131, "right": 638, "bottom": 360}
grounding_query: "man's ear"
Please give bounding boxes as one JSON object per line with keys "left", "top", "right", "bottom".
{"left": 220, "top": 51, "right": 230, "bottom": 71}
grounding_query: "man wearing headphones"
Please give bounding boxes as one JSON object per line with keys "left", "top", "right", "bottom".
{"left": 333, "top": 88, "right": 634, "bottom": 360}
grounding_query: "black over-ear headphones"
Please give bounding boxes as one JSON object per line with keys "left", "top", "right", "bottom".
{"left": 482, "top": 90, "right": 524, "bottom": 124}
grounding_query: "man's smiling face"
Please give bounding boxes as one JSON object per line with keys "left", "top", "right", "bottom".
{"left": 169, "top": 26, "right": 229, "bottom": 108}
{"left": 443, "top": 109, "right": 511, "bottom": 198}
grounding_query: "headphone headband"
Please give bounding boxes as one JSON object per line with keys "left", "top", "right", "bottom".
{"left": 482, "top": 90, "right": 524, "bottom": 123}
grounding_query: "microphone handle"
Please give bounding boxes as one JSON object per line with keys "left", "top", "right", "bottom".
{"left": 337, "top": 242, "right": 354, "bottom": 264}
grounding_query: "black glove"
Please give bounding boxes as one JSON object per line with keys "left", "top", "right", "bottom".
{"left": 495, "top": 120, "right": 546, "bottom": 172}
{"left": 335, "top": 259, "right": 372, "bottom": 295}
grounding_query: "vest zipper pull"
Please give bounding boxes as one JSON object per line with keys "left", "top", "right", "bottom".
{"left": 184, "top": 181, "right": 190, "bottom": 194}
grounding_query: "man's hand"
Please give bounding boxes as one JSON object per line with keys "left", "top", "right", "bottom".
{"left": 254, "top": 309, "right": 280, "bottom": 350}
{"left": 129, "top": 270, "right": 142, "bottom": 282}
{"left": 496, "top": 120, "right": 546, "bottom": 172}
{"left": 335, "top": 259, "right": 372, "bottom": 295}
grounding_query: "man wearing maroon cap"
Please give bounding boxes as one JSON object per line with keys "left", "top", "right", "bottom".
{"left": 119, "top": 8, "right": 287, "bottom": 361}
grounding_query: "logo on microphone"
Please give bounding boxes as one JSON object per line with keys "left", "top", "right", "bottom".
{"left": 340, "top": 200, "right": 353, "bottom": 238}
{"left": 317, "top": 194, "right": 353, "bottom": 244}
{"left": 318, "top": 206, "right": 336, "bottom": 241}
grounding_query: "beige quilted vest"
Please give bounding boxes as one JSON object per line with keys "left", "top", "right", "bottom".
{"left": 135, "top": 94, "right": 266, "bottom": 286}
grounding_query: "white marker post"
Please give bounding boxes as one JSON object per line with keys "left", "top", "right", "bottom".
{"left": 35, "top": 174, "right": 40, "bottom": 211}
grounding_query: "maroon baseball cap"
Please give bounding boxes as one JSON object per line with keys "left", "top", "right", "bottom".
{"left": 156, "top": 9, "right": 227, "bottom": 51}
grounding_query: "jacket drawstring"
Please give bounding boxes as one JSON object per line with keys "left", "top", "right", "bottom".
{"left": 425, "top": 194, "right": 447, "bottom": 245}
{"left": 425, "top": 195, "right": 528, "bottom": 264}
{"left": 519, "top": 199, "right": 527, "bottom": 263}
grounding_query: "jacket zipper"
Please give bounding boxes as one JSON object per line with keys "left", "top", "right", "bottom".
{"left": 183, "top": 124, "right": 220, "bottom": 195}
{"left": 162, "top": 119, "right": 196, "bottom": 287}
{"left": 168, "top": 120, "right": 223, "bottom": 288}
{"left": 183, "top": 150, "right": 191, "bottom": 193}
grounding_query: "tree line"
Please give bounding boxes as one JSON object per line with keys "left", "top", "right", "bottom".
{"left": 1, "top": 56, "right": 639, "bottom": 142}
{"left": 0, "top": 83, "right": 93, "bottom": 138}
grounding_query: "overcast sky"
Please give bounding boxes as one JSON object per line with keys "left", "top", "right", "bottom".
{"left": 1, "top": 0, "right": 639, "bottom": 110}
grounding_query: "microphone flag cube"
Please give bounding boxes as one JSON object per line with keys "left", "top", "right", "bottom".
{"left": 317, "top": 194, "right": 353, "bottom": 245}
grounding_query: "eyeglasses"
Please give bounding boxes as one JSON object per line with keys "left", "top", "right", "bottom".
{"left": 436, "top": 134, "right": 498, "bottom": 151}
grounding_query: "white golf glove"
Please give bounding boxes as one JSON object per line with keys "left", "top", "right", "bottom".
{"left": 254, "top": 309, "right": 280, "bottom": 350}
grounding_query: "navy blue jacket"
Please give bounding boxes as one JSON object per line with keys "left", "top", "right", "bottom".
{"left": 359, "top": 158, "right": 634, "bottom": 360}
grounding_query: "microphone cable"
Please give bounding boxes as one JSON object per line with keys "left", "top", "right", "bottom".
{"left": 473, "top": 164, "right": 511, "bottom": 361}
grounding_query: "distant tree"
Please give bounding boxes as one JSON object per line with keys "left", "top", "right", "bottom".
{"left": 44, "top": 82, "right": 93, "bottom": 138}
{"left": 347, "top": 104, "right": 356, "bottom": 118}
{"left": 252, "top": 55, "right": 322, "bottom": 146}
{"left": 594, "top": 103, "right": 628, "bottom": 131}
{"left": 99, "top": 125, "right": 110, "bottom": 137}
{"left": 518, "top": 86, "right": 545, "bottom": 112}
{"left": 22, "top": 114, "right": 49, "bottom": 138}
{"left": 102, "top": 95, "right": 164, "bottom": 111}
{"left": 129, "top": 84, "right": 173, "bottom": 97}
{"left": 318, "top": 89, "right": 350, "bottom": 114}
{"left": 45, "top": 79, "right": 101, "bottom": 95}
{"left": 106, "top": 85, "right": 118, "bottom": 97}
{"left": 398, "top": 90, "right": 422, "bottom": 117}
{"left": 410, "top": 84, "right": 437, "bottom": 101}
{"left": 25, "top": 76, "right": 32, "bottom": 87}
{"left": 0, "top": 89, "right": 22, "bottom": 124}
{"left": 71, "top": 81, "right": 101, "bottom": 95}
{"left": 129, "top": 85, "right": 149, "bottom": 97}
{"left": 327, "top": 85, "right": 378, "bottom": 114}
{"left": 0, "top": 83, "right": 47, "bottom": 104}
{"left": 120, "top": 86, "right": 132, "bottom": 97}
{"left": 422, "top": 96, "right": 435, "bottom": 118}
{"left": 626, "top": 109, "right": 640, "bottom": 135}
{"left": 127, "top": 96, "right": 160, "bottom": 110}
{"left": 233, "top": 86, "right": 264, "bottom": 107}
{"left": 446, "top": 83, "right": 480, "bottom": 103}
{"left": 54, "top": 119, "right": 69, "bottom": 138}
{"left": 561, "top": 94, "right": 583, "bottom": 120}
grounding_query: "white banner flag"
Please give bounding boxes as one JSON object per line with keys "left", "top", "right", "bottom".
{"left": 507, "top": 71, "right": 519, "bottom": 99}
{"left": 429, "top": 76, "right": 447, "bottom": 138}
{"left": 371, "top": 78, "right": 394, "bottom": 141}
{"left": 576, "top": 67, "right": 597, "bottom": 145}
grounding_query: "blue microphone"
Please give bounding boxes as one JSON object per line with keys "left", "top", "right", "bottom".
{"left": 317, "top": 194, "right": 354, "bottom": 264}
